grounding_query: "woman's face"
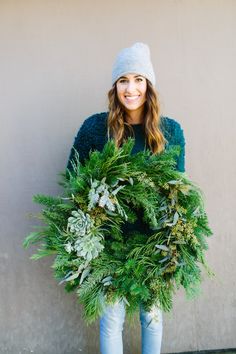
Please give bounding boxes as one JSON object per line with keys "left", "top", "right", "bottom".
{"left": 116, "top": 73, "right": 147, "bottom": 115}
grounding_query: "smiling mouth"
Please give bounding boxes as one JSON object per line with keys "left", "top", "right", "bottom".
{"left": 125, "top": 95, "right": 140, "bottom": 101}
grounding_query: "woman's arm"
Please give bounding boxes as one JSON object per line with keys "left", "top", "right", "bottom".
{"left": 160, "top": 116, "right": 186, "bottom": 173}
{"left": 174, "top": 121, "right": 185, "bottom": 173}
{"left": 67, "top": 119, "right": 94, "bottom": 172}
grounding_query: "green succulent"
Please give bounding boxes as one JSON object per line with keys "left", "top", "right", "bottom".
{"left": 67, "top": 209, "right": 93, "bottom": 235}
{"left": 74, "top": 234, "right": 104, "bottom": 262}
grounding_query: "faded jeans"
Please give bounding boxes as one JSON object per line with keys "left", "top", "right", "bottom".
{"left": 100, "top": 300, "right": 163, "bottom": 354}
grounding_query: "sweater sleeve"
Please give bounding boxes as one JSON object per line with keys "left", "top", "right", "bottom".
{"left": 66, "top": 119, "right": 94, "bottom": 171}
{"left": 161, "top": 117, "right": 186, "bottom": 173}
{"left": 174, "top": 121, "right": 186, "bottom": 173}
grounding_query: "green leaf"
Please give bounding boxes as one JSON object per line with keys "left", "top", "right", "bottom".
{"left": 23, "top": 231, "right": 45, "bottom": 248}
{"left": 155, "top": 244, "right": 169, "bottom": 251}
{"left": 30, "top": 249, "right": 57, "bottom": 260}
{"left": 65, "top": 272, "right": 81, "bottom": 282}
{"left": 172, "top": 211, "right": 179, "bottom": 226}
{"left": 80, "top": 267, "right": 91, "bottom": 285}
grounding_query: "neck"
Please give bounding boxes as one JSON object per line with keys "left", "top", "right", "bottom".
{"left": 125, "top": 107, "right": 145, "bottom": 125}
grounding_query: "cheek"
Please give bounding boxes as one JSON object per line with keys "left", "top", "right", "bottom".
{"left": 116, "top": 85, "right": 121, "bottom": 95}
{"left": 141, "top": 83, "right": 147, "bottom": 95}
{"left": 116, "top": 87, "right": 125, "bottom": 101}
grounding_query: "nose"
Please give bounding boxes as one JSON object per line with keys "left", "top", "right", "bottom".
{"left": 125, "top": 80, "right": 136, "bottom": 93}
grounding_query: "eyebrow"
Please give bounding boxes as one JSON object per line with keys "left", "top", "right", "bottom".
{"left": 119, "top": 75, "right": 143, "bottom": 79}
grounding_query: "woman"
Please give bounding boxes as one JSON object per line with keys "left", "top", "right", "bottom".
{"left": 67, "top": 42, "right": 185, "bottom": 354}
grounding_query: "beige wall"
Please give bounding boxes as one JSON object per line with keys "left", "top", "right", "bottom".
{"left": 1, "top": 0, "right": 235, "bottom": 353}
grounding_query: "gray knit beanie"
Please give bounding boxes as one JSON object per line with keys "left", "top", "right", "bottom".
{"left": 112, "top": 42, "right": 156, "bottom": 86}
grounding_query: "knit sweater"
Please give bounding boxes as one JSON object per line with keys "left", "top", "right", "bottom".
{"left": 67, "top": 112, "right": 185, "bottom": 173}
{"left": 67, "top": 112, "right": 185, "bottom": 236}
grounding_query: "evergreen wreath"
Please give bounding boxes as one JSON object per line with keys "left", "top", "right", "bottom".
{"left": 23, "top": 139, "right": 213, "bottom": 323}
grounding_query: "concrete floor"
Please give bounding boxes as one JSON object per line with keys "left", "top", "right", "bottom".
{"left": 168, "top": 351, "right": 236, "bottom": 354}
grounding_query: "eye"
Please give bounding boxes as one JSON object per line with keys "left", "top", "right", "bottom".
{"left": 118, "top": 78, "right": 128, "bottom": 84}
{"left": 136, "top": 77, "right": 144, "bottom": 82}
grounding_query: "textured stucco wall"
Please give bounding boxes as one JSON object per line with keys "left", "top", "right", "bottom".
{"left": 0, "top": 0, "right": 236, "bottom": 353}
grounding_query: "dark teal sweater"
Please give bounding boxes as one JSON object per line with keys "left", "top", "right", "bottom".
{"left": 67, "top": 112, "right": 185, "bottom": 236}
{"left": 67, "top": 112, "right": 185, "bottom": 172}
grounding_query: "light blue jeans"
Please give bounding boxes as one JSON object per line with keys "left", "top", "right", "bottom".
{"left": 100, "top": 300, "right": 163, "bottom": 354}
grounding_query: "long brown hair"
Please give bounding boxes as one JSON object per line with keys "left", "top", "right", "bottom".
{"left": 107, "top": 80, "right": 166, "bottom": 154}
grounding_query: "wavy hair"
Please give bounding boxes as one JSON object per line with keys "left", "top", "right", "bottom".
{"left": 107, "top": 80, "right": 166, "bottom": 154}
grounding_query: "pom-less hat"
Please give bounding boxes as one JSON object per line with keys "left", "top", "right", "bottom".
{"left": 112, "top": 42, "right": 156, "bottom": 86}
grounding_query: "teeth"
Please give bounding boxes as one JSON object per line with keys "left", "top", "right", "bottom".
{"left": 125, "top": 96, "right": 139, "bottom": 100}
